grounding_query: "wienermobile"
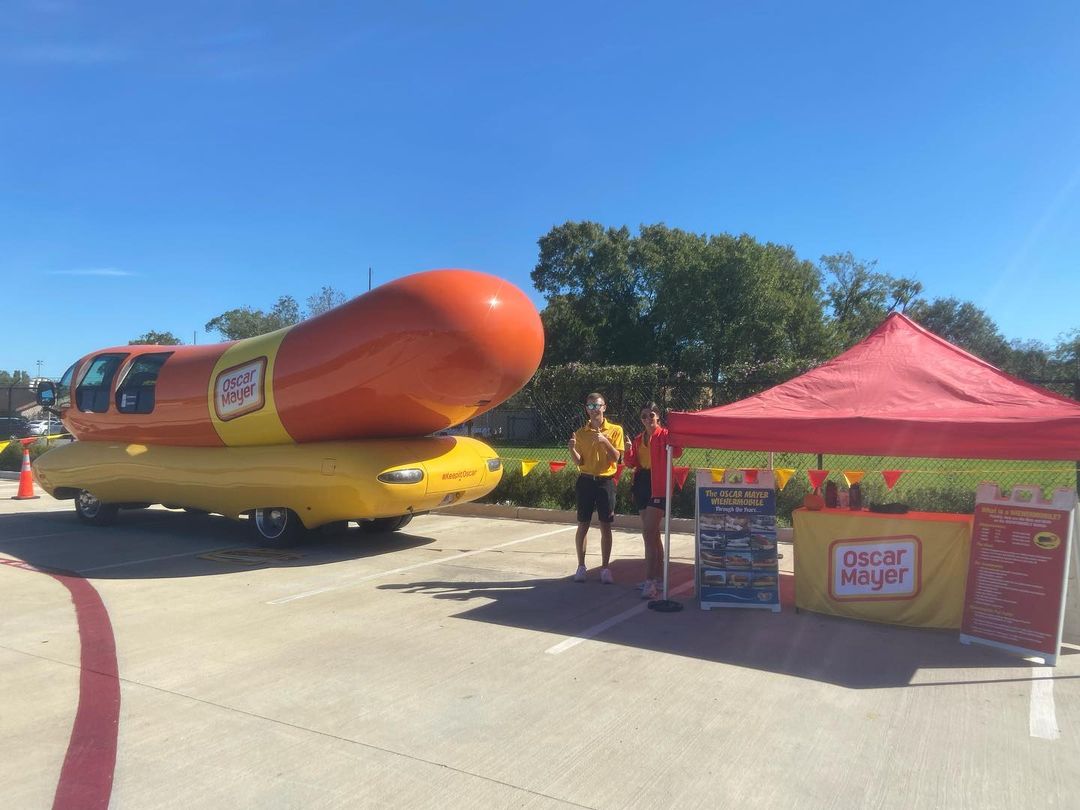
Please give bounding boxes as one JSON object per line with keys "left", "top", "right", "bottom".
{"left": 33, "top": 269, "right": 544, "bottom": 545}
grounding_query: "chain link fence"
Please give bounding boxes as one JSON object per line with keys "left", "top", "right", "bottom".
{"left": 471, "top": 375, "right": 1080, "bottom": 523}
{"left": 7, "top": 376, "right": 1079, "bottom": 523}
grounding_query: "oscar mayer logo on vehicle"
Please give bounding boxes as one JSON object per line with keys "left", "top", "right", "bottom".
{"left": 828, "top": 535, "right": 921, "bottom": 601}
{"left": 442, "top": 469, "right": 479, "bottom": 481}
{"left": 215, "top": 357, "right": 267, "bottom": 421}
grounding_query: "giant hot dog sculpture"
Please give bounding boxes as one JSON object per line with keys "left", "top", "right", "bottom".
{"left": 33, "top": 269, "right": 544, "bottom": 542}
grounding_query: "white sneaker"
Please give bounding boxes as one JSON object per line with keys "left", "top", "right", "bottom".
{"left": 642, "top": 580, "right": 659, "bottom": 600}
{"left": 600, "top": 568, "right": 614, "bottom": 585}
{"left": 573, "top": 565, "right": 587, "bottom": 583}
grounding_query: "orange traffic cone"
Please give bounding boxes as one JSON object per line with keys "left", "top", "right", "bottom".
{"left": 12, "top": 438, "right": 40, "bottom": 500}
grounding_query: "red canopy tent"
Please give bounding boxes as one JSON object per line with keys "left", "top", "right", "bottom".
{"left": 666, "top": 313, "right": 1080, "bottom": 460}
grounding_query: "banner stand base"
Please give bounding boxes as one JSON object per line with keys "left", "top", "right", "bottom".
{"left": 648, "top": 599, "right": 684, "bottom": 613}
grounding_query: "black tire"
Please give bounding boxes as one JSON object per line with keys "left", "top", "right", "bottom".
{"left": 318, "top": 520, "right": 351, "bottom": 536}
{"left": 74, "top": 490, "right": 119, "bottom": 526}
{"left": 360, "top": 514, "right": 413, "bottom": 534}
{"left": 251, "top": 507, "right": 307, "bottom": 547}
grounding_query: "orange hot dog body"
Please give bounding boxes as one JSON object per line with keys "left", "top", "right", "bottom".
{"left": 60, "top": 269, "right": 544, "bottom": 447}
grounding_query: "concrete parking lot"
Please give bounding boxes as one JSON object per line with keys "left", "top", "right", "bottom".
{"left": 2, "top": 479, "right": 1079, "bottom": 809}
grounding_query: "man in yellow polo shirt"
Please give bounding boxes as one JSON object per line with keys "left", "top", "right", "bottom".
{"left": 568, "top": 392, "right": 625, "bottom": 584}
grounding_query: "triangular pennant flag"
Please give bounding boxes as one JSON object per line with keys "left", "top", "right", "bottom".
{"left": 613, "top": 464, "right": 627, "bottom": 485}
{"left": 520, "top": 459, "right": 538, "bottom": 478}
{"left": 882, "top": 470, "right": 905, "bottom": 490}
{"left": 807, "top": 469, "right": 830, "bottom": 490}
{"left": 774, "top": 468, "right": 795, "bottom": 491}
{"left": 672, "top": 466, "right": 691, "bottom": 491}
{"left": 842, "top": 470, "right": 865, "bottom": 487}
{"left": 743, "top": 469, "right": 759, "bottom": 484}
{"left": 709, "top": 468, "right": 726, "bottom": 483}
{"left": 0, "top": 440, "right": 10, "bottom": 455}
{"left": 548, "top": 461, "right": 567, "bottom": 474}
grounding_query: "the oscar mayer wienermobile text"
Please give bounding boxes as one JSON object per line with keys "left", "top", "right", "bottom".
{"left": 33, "top": 269, "right": 544, "bottom": 543}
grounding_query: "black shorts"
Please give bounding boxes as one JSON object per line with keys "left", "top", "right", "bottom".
{"left": 632, "top": 470, "right": 666, "bottom": 511}
{"left": 576, "top": 474, "right": 616, "bottom": 524}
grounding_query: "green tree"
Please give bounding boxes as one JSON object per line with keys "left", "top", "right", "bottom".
{"left": 306, "top": 286, "right": 347, "bottom": 317}
{"left": 1052, "top": 328, "right": 1080, "bottom": 375}
{"left": 642, "top": 228, "right": 830, "bottom": 383}
{"left": 129, "top": 330, "right": 183, "bottom": 346}
{"left": 906, "top": 298, "right": 1010, "bottom": 366}
{"left": 531, "top": 222, "right": 648, "bottom": 365}
{"left": 822, "top": 252, "right": 922, "bottom": 348}
{"left": 0, "top": 370, "right": 30, "bottom": 386}
{"left": 204, "top": 296, "right": 301, "bottom": 340}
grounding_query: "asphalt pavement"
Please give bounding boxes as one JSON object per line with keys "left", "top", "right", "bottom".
{"left": 2, "top": 481, "right": 1079, "bottom": 809}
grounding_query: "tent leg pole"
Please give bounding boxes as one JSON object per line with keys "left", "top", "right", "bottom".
{"left": 662, "top": 444, "right": 673, "bottom": 600}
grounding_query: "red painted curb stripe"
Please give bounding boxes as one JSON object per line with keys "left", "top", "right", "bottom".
{"left": 2, "top": 560, "right": 119, "bottom": 810}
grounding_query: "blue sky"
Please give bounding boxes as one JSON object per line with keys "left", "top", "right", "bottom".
{"left": 2, "top": 1, "right": 1079, "bottom": 378}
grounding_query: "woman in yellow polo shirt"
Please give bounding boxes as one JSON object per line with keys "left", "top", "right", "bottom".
{"left": 568, "top": 392, "right": 625, "bottom": 584}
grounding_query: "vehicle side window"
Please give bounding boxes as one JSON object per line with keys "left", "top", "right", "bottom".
{"left": 55, "top": 363, "right": 75, "bottom": 410}
{"left": 75, "top": 353, "right": 128, "bottom": 413}
{"left": 115, "top": 353, "right": 172, "bottom": 414}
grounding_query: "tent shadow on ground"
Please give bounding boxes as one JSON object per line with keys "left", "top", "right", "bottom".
{"left": 378, "top": 562, "right": 1080, "bottom": 690}
{"left": 0, "top": 510, "right": 437, "bottom": 580}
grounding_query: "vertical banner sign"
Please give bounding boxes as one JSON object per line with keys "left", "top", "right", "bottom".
{"left": 696, "top": 469, "right": 781, "bottom": 612}
{"left": 960, "top": 483, "right": 1077, "bottom": 666}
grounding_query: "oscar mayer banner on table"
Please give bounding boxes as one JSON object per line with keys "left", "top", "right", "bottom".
{"left": 960, "top": 483, "right": 1077, "bottom": 666}
{"left": 696, "top": 469, "right": 780, "bottom": 612}
{"left": 792, "top": 509, "right": 972, "bottom": 628}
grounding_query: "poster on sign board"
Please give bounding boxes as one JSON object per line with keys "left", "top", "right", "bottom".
{"left": 960, "top": 483, "right": 1077, "bottom": 666}
{"left": 696, "top": 469, "right": 781, "bottom": 612}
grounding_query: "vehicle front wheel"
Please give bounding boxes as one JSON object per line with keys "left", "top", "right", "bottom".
{"left": 74, "top": 490, "right": 119, "bottom": 526}
{"left": 360, "top": 514, "right": 413, "bottom": 534}
{"left": 251, "top": 507, "right": 306, "bottom": 547}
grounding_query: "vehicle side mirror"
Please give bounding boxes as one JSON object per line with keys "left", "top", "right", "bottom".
{"left": 37, "top": 381, "right": 56, "bottom": 407}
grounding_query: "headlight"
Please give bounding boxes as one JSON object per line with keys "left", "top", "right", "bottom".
{"left": 487, "top": 458, "right": 502, "bottom": 472}
{"left": 377, "top": 468, "right": 425, "bottom": 484}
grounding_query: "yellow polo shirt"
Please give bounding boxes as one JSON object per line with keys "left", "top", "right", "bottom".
{"left": 573, "top": 418, "right": 624, "bottom": 476}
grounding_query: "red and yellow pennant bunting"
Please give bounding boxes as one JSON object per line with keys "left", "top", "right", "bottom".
{"left": 773, "top": 468, "right": 795, "bottom": 491}
{"left": 882, "top": 470, "right": 905, "bottom": 490}
{"left": 743, "top": 468, "right": 759, "bottom": 485}
{"left": 709, "top": 468, "right": 726, "bottom": 483}
{"left": 548, "top": 461, "right": 567, "bottom": 474}
{"left": 613, "top": 464, "right": 626, "bottom": 485}
{"left": 673, "top": 466, "right": 691, "bottom": 491}
{"left": 806, "top": 469, "right": 830, "bottom": 490}
{"left": 520, "top": 459, "right": 538, "bottom": 478}
{"left": 842, "top": 470, "right": 865, "bottom": 487}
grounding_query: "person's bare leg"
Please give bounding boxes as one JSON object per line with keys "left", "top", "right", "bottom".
{"left": 575, "top": 523, "right": 589, "bottom": 567}
{"left": 644, "top": 506, "right": 664, "bottom": 581}
{"left": 638, "top": 508, "right": 651, "bottom": 580}
{"left": 599, "top": 522, "right": 613, "bottom": 569}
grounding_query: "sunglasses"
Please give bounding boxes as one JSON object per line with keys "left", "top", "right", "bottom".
{"left": 640, "top": 412, "right": 658, "bottom": 420}
{"left": 585, "top": 403, "right": 604, "bottom": 410}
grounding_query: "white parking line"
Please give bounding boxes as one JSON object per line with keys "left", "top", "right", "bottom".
{"left": 268, "top": 526, "right": 575, "bottom": 605}
{"left": 545, "top": 579, "right": 695, "bottom": 655}
{"left": 1029, "top": 666, "right": 1060, "bottom": 740}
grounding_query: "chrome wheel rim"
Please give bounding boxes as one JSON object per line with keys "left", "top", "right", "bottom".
{"left": 255, "top": 508, "right": 288, "bottom": 539}
{"left": 77, "top": 490, "right": 101, "bottom": 518}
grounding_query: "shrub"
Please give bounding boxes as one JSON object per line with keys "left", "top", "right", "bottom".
{"left": 0, "top": 439, "right": 52, "bottom": 472}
